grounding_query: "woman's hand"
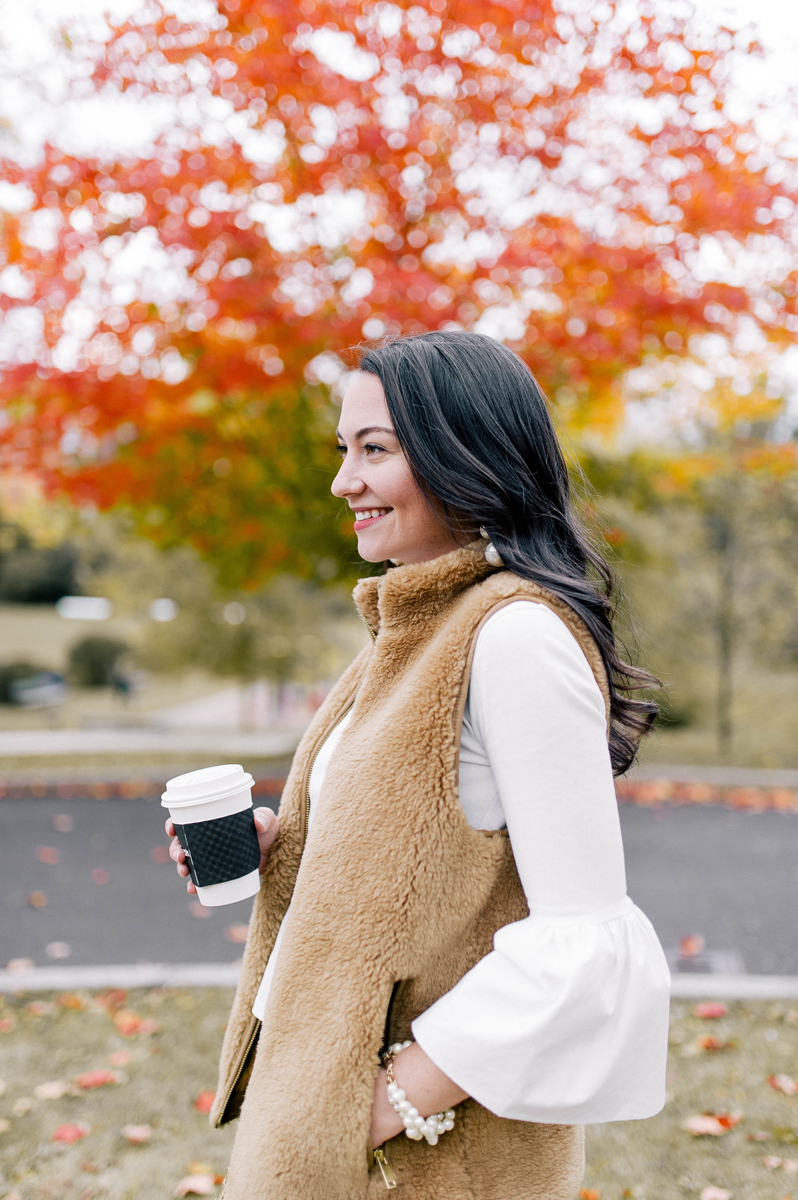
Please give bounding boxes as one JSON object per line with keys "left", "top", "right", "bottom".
{"left": 370, "top": 1042, "right": 468, "bottom": 1149}
{"left": 165, "top": 807, "right": 280, "bottom": 895}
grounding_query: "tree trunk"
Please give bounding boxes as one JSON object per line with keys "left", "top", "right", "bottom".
{"left": 711, "top": 513, "right": 735, "bottom": 761}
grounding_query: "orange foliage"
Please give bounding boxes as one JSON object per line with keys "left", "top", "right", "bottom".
{"left": 0, "top": 1, "right": 795, "bottom": 583}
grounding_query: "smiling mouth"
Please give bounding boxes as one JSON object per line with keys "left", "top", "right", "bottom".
{"left": 352, "top": 508, "right": 392, "bottom": 530}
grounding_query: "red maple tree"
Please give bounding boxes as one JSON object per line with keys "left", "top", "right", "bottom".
{"left": 0, "top": 0, "right": 795, "bottom": 584}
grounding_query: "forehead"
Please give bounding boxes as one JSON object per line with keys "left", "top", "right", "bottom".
{"left": 339, "top": 371, "right": 390, "bottom": 429}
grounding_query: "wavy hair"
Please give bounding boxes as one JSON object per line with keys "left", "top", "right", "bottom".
{"left": 356, "top": 329, "right": 657, "bottom": 776}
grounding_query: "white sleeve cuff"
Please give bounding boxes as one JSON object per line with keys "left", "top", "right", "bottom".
{"left": 411, "top": 898, "right": 671, "bottom": 1125}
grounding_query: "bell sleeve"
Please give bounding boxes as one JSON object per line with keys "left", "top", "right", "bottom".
{"left": 411, "top": 601, "right": 670, "bottom": 1124}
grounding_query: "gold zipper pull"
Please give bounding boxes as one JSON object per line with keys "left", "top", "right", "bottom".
{"left": 374, "top": 1148, "right": 397, "bottom": 1189}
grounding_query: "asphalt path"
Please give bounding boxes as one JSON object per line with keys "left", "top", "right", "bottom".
{"left": 2, "top": 796, "right": 798, "bottom": 974}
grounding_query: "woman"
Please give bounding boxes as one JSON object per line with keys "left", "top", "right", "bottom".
{"left": 168, "top": 330, "right": 670, "bottom": 1200}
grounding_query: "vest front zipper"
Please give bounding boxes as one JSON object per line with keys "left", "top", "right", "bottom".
{"left": 216, "top": 1015, "right": 261, "bottom": 1126}
{"left": 374, "top": 1148, "right": 397, "bottom": 1189}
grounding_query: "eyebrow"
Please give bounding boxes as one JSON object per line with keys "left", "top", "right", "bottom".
{"left": 335, "top": 425, "right": 396, "bottom": 440}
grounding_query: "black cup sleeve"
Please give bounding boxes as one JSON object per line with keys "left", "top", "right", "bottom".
{"left": 173, "top": 808, "right": 261, "bottom": 888}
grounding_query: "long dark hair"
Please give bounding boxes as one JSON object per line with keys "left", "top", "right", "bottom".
{"left": 357, "top": 329, "right": 657, "bottom": 776}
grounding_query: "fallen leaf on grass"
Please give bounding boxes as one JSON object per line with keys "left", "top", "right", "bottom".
{"left": 578, "top": 1190, "right": 600, "bottom": 1200}
{"left": 174, "top": 1176, "right": 216, "bottom": 1196}
{"left": 682, "top": 1112, "right": 743, "bottom": 1136}
{"left": 193, "top": 1091, "right": 216, "bottom": 1114}
{"left": 74, "top": 1069, "right": 120, "bottom": 1090}
{"left": 123, "top": 1124, "right": 152, "bottom": 1144}
{"left": 697, "top": 1035, "right": 736, "bottom": 1052}
{"left": 0, "top": 1119, "right": 10, "bottom": 1133}
{"left": 694, "top": 1002, "right": 728, "bottom": 1019}
{"left": 34, "top": 1081, "right": 69, "bottom": 1100}
{"left": 93, "top": 989, "right": 127, "bottom": 1013}
{"left": 81, "top": 1161, "right": 100, "bottom": 1173}
{"left": 771, "top": 1075, "right": 798, "bottom": 1096}
{"left": 766, "top": 1158, "right": 785, "bottom": 1170}
{"left": 108, "top": 1050, "right": 132, "bottom": 1066}
{"left": 57, "top": 992, "right": 86, "bottom": 1010}
{"left": 700, "top": 1189, "right": 730, "bottom": 1200}
{"left": 748, "top": 1131, "right": 770, "bottom": 1141}
{"left": 27, "top": 1000, "right": 56, "bottom": 1016}
{"left": 13, "top": 1098, "right": 34, "bottom": 1115}
{"left": 787, "top": 1161, "right": 798, "bottom": 1173}
{"left": 113, "top": 1010, "right": 160, "bottom": 1036}
{"left": 0, "top": 1016, "right": 15, "bottom": 1033}
{"left": 52, "top": 1122, "right": 90, "bottom": 1143}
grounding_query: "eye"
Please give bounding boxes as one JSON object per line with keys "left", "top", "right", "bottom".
{"left": 364, "top": 442, "right": 386, "bottom": 456}
{"left": 335, "top": 442, "right": 346, "bottom": 458}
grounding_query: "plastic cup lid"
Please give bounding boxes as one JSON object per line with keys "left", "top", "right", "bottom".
{"left": 161, "top": 763, "right": 255, "bottom": 809}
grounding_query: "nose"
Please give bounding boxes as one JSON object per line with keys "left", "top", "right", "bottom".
{"left": 331, "top": 453, "right": 364, "bottom": 500}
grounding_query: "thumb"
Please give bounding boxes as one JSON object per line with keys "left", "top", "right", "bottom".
{"left": 254, "top": 807, "right": 279, "bottom": 848}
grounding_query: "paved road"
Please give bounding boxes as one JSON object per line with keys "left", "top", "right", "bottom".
{"left": 2, "top": 796, "right": 798, "bottom": 973}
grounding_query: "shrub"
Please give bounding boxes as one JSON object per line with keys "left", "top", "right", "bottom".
{"left": 0, "top": 544, "right": 81, "bottom": 604}
{"left": 68, "top": 637, "right": 130, "bottom": 688}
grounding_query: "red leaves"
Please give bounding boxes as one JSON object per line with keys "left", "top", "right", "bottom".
{"left": 682, "top": 1111, "right": 743, "bottom": 1136}
{"left": 1, "top": 3, "right": 794, "bottom": 589}
{"left": 694, "top": 1002, "right": 728, "bottom": 1019}
{"left": 193, "top": 1090, "right": 216, "bottom": 1114}
{"left": 113, "top": 1010, "right": 160, "bottom": 1036}
{"left": 697, "top": 1035, "right": 734, "bottom": 1052}
{"left": 74, "top": 1069, "right": 120, "bottom": 1090}
{"left": 52, "top": 1122, "right": 90, "bottom": 1143}
{"left": 35, "top": 847, "right": 60, "bottom": 865}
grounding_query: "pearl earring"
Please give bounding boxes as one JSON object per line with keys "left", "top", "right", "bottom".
{"left": 479, "top": 527, "right": 503, "bottom": 568}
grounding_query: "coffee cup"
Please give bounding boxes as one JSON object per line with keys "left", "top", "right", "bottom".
{"left": 162, "top": 764, "right": 261, "bottom": 906}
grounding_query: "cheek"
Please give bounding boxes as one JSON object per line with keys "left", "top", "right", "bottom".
{"left": 378, "top": 461, "right": 419, "bottom": 515}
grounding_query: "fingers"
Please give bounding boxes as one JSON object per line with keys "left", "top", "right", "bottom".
{"left": 169, "top": 836, "right": 190, "bottom": 878}
{"left": 254, "top": 808, "right": 279, "bottom": 872}
{"left": 254, "top": 807, "right": 279, "bottom": 848}
{"left": 164, "top": 818, "right": 175, "bottom": 837}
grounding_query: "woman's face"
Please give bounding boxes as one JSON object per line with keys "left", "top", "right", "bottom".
{"left": 331, "top": 371, "right": 460, "bottom": 565}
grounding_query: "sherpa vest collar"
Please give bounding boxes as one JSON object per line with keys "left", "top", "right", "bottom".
{"left": 212, "top": 544, "right": 609, "bottom": 1200}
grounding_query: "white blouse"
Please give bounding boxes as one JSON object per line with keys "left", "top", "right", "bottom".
{"left": 252, "top": 600, "right": 670, "bottom": 1124}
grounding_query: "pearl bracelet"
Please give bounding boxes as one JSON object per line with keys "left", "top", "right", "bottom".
{"left": 384, "top": 1041, "right": 456, "bottom": 1146}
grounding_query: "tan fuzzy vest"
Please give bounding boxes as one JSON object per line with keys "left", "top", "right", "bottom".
{"left": 212, "top": 544, "right": 611, "bottom": 1200}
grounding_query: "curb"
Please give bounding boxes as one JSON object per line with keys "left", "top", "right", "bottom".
{"left": 0, "top": 962, "right": 242, "bottom": 992}
{"left": 2, "top": 964, "right": 798, "bottom": 998}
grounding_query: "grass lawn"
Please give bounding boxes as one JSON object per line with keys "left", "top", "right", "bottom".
{"left": 2, "top": 991, "right": 798, "bottom": 1198}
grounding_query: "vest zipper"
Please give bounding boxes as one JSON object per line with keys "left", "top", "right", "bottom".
{"left": 374, "top": 1148, "right": 397, "bottom": 1189}
{"left": 216, "top": 1015, "right": 261, "bottom": 1127}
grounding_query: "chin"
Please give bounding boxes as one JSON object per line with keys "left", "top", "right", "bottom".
{"left": 356, "top": 536, "right": 396, "bottom": 564}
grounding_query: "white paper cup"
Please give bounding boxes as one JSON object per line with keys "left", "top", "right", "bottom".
{"left": 162, "top": 764, "right": 261, "bottom": 907}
